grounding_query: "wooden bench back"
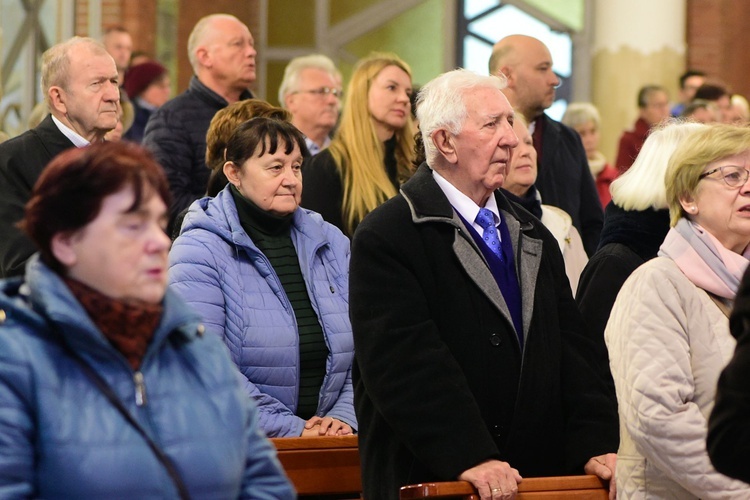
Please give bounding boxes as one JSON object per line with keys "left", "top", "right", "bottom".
{"left": 271, "top": 436, "right": 361, "bottom": 496}
{"left": 270, "top": 436, "right": 607, "bottom": 500}
{"left": 399, "top": 475, "right": 608, "bottom": 499}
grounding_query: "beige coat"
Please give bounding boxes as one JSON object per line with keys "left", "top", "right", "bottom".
{"left": 605, "top": 257, "right": 750, "bottom": 499}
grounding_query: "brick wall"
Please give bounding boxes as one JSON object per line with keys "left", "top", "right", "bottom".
{"left": 687, "top": 0, "right": 750, "bottom": 98}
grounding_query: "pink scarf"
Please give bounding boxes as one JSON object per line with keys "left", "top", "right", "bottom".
{"left": 658, "top": 218, "right": 750, "bottom": 299}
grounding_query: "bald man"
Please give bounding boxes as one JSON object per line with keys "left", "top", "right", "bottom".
{"left": 490, "top": 35, "right": 602, "bottom": 256}
{"left": 143, "top": 13, "right": 256, "bottom": 233}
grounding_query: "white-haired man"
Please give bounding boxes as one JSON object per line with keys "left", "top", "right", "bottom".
{"left": 278, "top": 54, "right": 342, "bottom": 156}
{"left": 0, "top": 37, "right": 119, "bottom": 277}
{"left": 350, "top": 69, "right": 618, "bottom": 500}
{"left": 143, "top": 13, "right": 256, "bottom": 232}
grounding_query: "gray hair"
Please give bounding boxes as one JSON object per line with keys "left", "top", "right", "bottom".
{"left": 187, "top": 13, "right": 242, "bottom": 73}
{"left": 41, "top": 37, "right": 109, "bottom": 108}
{"left": 417, "top": 69, "right": 507, "bottom": 166}
{"left": 561, "top": 102, "right": 601, "bottom": 130}
{"left": 610, "top": 120, "right": 706, "bottom": 210}
{"left": 277, "top": 54, "right": 338, "bottom": 107}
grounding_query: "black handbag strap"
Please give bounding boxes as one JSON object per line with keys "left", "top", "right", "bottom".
{"left": 58, "top": 341, "right": 191, "bottom": 500}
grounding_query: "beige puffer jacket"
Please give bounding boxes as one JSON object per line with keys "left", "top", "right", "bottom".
{"left": 605, "top": 257, "right": 750, "bottom": 499}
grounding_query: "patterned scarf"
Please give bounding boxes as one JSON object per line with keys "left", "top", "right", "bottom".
{"left": 658, "top": 218, "right": 750, "bottom": 299}
{"left": 64, "top": 277, "right": 163, "bottom": 370}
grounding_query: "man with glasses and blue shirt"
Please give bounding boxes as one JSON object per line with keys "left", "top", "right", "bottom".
{"left": 279, "top": 54, "right": 343, "bottom": 156}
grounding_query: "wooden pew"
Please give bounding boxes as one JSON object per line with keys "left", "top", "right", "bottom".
{"left": 399, "top": 475, "right": 608, "bottom": 499}
{"left": 271, "top": 435, "right": 361, "bottom": 497}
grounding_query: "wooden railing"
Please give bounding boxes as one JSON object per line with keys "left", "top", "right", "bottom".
{"left": 271, "top": 435, "right": 361, "bottom": 497}
{"left": 270, "top": 436, "right": 608, "bottom": 500}
{"left": 399, "top": 475, "right": 608, "bottom": 499}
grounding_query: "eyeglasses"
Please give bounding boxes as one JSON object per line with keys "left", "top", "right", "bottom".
{"left": 292, "top": 87, "right": 343, "bottom": 99}
{"left": 698, "top": 165, "right": 750, "bottom": 187}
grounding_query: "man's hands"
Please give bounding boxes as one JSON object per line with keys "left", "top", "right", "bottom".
{"left": 300, "top": 416, "right": 353, "bottom": 437}
{"left": 458, "top": 459, "right": 523, "bottom": 500}
{"left": 584, "top": 453, "right": 617, "bottom": 500}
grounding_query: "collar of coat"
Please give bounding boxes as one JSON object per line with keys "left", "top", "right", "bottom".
{"left": 399, "top": 163, "right": 543, "bottom": 342}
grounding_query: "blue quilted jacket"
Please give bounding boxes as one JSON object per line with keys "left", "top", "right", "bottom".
{"left": 0, "top": 256, "right": 294, "bottom": 499}
{"left": 168, "top": 185, "right": 356, "bottom": 437}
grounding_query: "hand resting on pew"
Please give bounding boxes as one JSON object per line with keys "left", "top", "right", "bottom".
{"left": 301, "top": 415, "right": 353, "bottom": 436}
{"left": 457, "top": 459, "right": 522, "bottom": 500}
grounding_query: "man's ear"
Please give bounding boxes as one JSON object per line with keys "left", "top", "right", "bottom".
{"left": 431, "top": 129, "right": 458, "bottom": 164}
{"left": 500, "top": 65, "right": 514, "bottom": 85}
{"left": 51, "top": 232, "right": 78, "bottom": 268}
{"left": 48, "top": 86, "right": 67, "bottom": 115}
{"left": 196, "top": 47, "right": 211, "bottom": 68}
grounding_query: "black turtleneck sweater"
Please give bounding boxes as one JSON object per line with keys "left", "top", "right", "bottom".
{"left": 231, "top": 186, "right": 328, "bottom": 420}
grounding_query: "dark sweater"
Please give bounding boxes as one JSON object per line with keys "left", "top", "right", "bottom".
{"left": 231, "top": 186, "right": 328, "bottom": 419}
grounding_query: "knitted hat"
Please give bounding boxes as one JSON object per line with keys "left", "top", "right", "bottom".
{"left": 123, "top": 61, "right": 167, "bottom": 99}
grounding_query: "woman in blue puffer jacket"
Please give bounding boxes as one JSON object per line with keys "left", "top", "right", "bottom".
{"left": 169, "top": 117, "right": 356, "bottom": 438}
{"left": 0, "top": 142, "right": 293, "bottom": 499}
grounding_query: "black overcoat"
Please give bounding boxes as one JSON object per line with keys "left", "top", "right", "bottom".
{"left": 0, "top": 115, "right": 75, "bottom": 277}
{"left": 350, "top": 164, "right": 617, "bottom": 499}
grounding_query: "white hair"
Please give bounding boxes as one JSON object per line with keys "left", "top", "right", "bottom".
{"left": 277, "top": 54, "right": 338, "bottom": 107}
{"left": 416, "top": 68, "right": 507, "bottom": 166}
{"left": 561, "top": 102, "right": 601, "bottom": 130}
{"left": 187, "top": 13, "right": 242, "bottom": 73}
{"left": 610, "top": 120, "right": 706, "bottom": 210}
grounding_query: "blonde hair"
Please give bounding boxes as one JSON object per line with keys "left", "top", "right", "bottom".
{"left": 666, "top": 124, "right": 750, "bottom": 226}
{"left": 609, "top": 120, "right": 705, "bottom": 211}
{"left": 329, "top": 52, "right": 415, "bottom": 233}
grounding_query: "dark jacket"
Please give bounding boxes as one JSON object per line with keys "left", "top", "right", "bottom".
{"left": 350, "top": 164, "right": 618, "bottom": 499}
{"left": 708, "top": 265, "right": 750, "bottom": 484}
{"left": 301, "top": 137, "right": 399, "bottom": 236}
{"left": 576, "top": 203, "right": 670, "bottom": 352}
{"left": 0, "top": 115, "right": 75, "bottom": 277}
{"left": 142, "top": 76, "right": 252, "bottom": 230}
{"left": 0, "top": 256, "right": 295, "bottom": 499}
{"left": 535, "top": 114, "right": 603, "bottom": 256}
{"left": 123, "top": 98, "right": 153, "bottom": 144}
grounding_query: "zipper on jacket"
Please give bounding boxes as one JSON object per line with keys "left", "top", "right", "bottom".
{"left": 134, "top": 371, "right": 148, "bottom": 406}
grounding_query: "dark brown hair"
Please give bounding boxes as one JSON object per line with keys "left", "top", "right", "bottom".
{"left": 204, "top": 99, "right": 291, "bottom": 196}
{"left": 224, "top": 117, "right": 308, "bottom": 171}
{"left": 20, "top": 141, "right": 170, "bottom": 273}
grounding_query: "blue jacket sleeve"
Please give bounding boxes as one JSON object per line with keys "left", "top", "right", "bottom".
{"left": 0, "top": 332, "right": 36, "bottom": 499}
{"left": 238, "top": 387, "right": 296, "bottom": 499}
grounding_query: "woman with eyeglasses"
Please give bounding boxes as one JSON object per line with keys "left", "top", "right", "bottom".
{"left": 605, "top": 124, "right": 750, "bottom": 498}
{"left": 301, "top": 52, "right": 416, "bottom": 236}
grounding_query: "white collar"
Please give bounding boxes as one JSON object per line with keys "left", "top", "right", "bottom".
{"left": 432, "top": 169, "right": 501, "bottom": 238}
{"left": 51, "top": 114, "right": 90, "bottom": 148}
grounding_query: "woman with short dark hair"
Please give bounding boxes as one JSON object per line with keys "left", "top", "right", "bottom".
{"left": 0, "top": 141, "right": 293, "bottom": 498}
{"left": 169, "top": 117, "right": 356, "bottom": 438}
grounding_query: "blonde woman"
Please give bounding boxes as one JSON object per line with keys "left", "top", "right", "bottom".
{"left": 302, "top": 52, "right": 416, "bottom": 236}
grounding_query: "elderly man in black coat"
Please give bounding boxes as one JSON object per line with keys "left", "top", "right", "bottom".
{"left": 349, "top": 69, "right": 618, "bottom": 500}
{"left": 0, "top": 37, "right": 119, "bottom": 277}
